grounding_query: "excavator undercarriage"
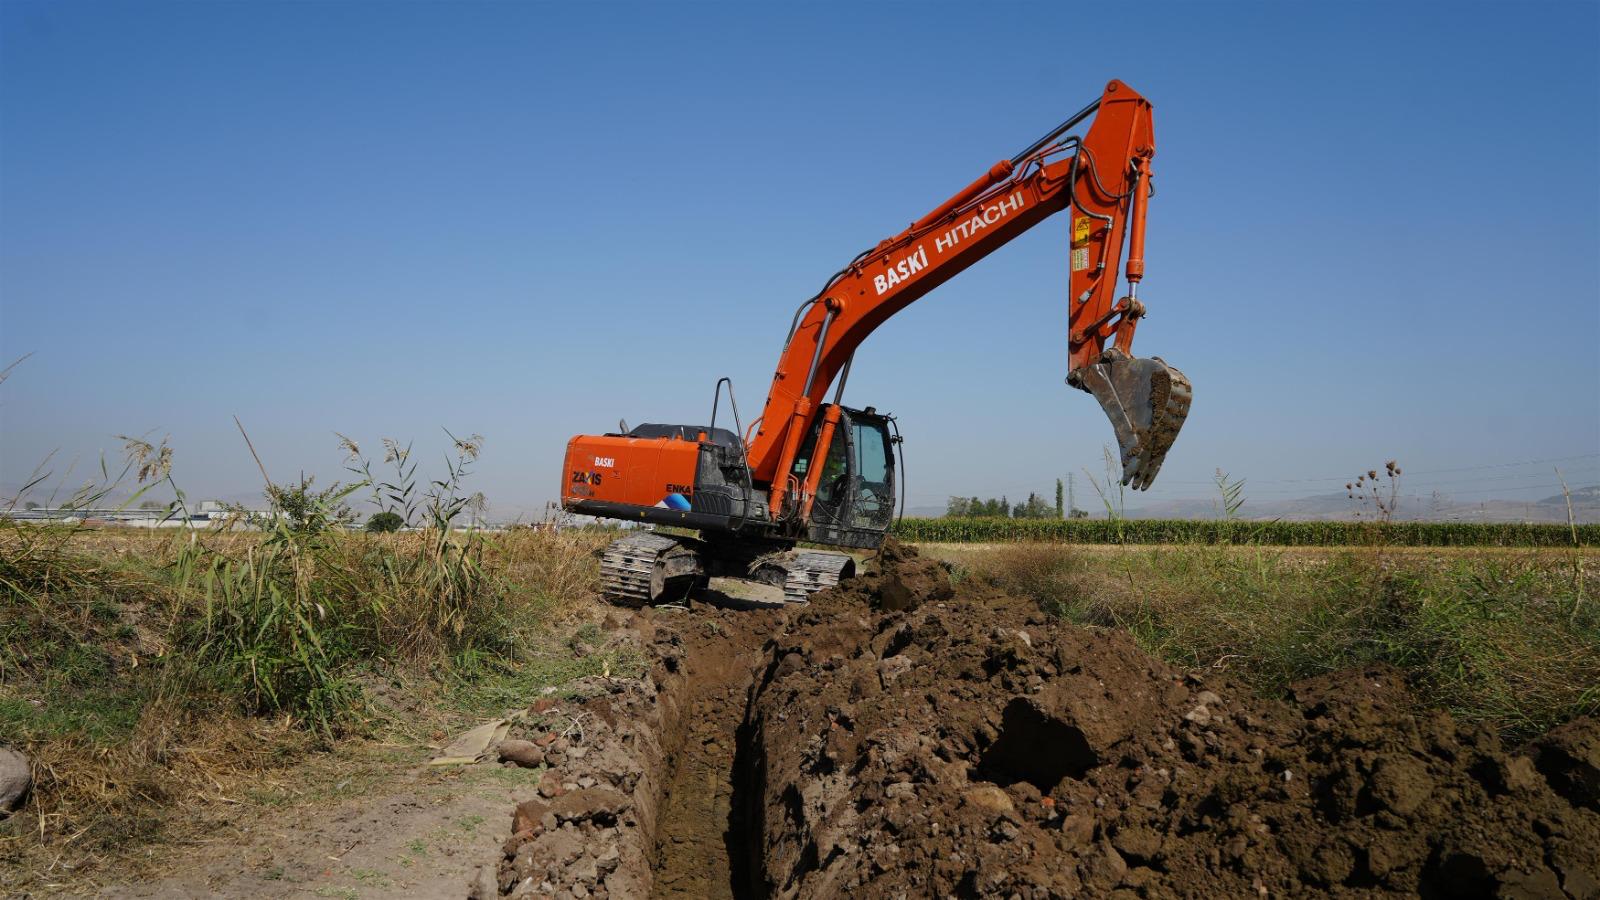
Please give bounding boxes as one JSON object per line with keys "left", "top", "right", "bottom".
{"left": 597, "top": 530, "right": 855, "bottom": 606}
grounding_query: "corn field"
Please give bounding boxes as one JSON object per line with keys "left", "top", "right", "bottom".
{"left": 891, "top": 517, "right": 1598, "bottom": 546}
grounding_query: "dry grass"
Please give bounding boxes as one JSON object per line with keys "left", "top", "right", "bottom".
{"left": 483, "top": 528, "right": 612, "bottom": 618}
{"left": 0, "top": 525, "right": 622, "bottom": 892}
{"left": 960, "top": 542, "right": 1600, "bottom": 740}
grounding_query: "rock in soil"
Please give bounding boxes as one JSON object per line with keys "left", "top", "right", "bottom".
{"left": 0, "top": 747, "right": 30, "bottom": 815}
{"left": 497, "top": 739, "right": 545, "bottom": 769}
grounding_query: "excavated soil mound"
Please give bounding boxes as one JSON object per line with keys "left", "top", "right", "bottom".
{"left": 481, "top": 545, "right": 1599, "bottom": 899}
{"left": 743, "top": 547, "right": 1600, "bottom": 899}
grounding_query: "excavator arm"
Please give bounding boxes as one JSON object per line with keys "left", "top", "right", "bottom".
{"left": 747, "top": 79, "right": 1191, "bottom": 519}
{"left": 561, "top": 79, "right": 1191, "bottom": 604}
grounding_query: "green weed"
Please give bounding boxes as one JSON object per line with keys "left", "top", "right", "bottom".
{"left": 0, "top": 432, "right": 616, "bottom": 886}
{"left": 973, "top": 543, "right": 1600, "bottom": 739}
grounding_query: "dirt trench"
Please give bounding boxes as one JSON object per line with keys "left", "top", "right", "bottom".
{"left": 647, "top": 606, "right": 777, "bottom": 899}
{"left": 479, "top": 601, "right": 783, "bottom": 899}
{"left": 482, "top": 546, "right": 1600, "bottom": 899}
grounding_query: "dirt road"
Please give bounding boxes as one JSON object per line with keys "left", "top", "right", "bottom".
{"left": 97, "top": 752, "right": 542, "bottom": 899}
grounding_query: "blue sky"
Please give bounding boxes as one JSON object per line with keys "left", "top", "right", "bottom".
{"left": 2, "top": 1, "right": 1597, "bottom": 518}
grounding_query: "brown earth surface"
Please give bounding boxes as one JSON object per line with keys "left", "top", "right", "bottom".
{"left": 486, "top": 543, "right": 1600, "bottom": 899}
{"left": 89, "top": 749, "right": 546, "bottom": 899}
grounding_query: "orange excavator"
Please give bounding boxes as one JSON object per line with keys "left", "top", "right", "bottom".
{"left": 562, "top": 80, "right": 1190, "bottom": 604}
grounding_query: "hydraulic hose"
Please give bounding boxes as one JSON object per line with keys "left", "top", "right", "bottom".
{"left": 1010, "top": 97, "right": 1101, "bottom": 166}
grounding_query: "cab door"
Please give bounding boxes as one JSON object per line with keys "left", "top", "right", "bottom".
{"left": 801, "top": 407, "right": 896, "bottom": 548}
{"left": 844, "top": 412, "right": 895, "bottom": 533}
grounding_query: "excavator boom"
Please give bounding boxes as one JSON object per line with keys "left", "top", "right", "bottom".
{"left": 562, "top": 79, "right": 1191, "bottom": 604}
{"left": 746, "top": 79, "right": 1188, "bottom": 511}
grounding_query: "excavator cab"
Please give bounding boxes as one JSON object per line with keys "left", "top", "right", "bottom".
{"left": 791, "top": 405, "right": 896, "bottom": 549}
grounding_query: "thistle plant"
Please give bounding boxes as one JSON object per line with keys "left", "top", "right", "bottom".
{"left": 1347, "top": 459, "right": 1402, "bottom": 523}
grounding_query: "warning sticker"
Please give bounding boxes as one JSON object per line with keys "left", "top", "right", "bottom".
{"left": 1071, "top": 247, "right": 1090, "bottom": 272}
{"left": 1073, "top": 217, "right": 1092, "bottom": 245}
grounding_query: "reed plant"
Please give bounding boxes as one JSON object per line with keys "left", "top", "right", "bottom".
{"left": 0, "top": 432, "right": 612, "bottom": 880}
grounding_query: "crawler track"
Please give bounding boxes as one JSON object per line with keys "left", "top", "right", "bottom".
{"left": 598, "top": 532, "right": 688, "bottom": 605}
{"left": 773, "top": 550, "right": 855, "bottom": 604}
{"left": 601, "top": 532, "right": 856, "bottom": 606}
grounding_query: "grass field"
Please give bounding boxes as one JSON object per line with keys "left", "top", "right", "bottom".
{"left": 2, "top": 521, "right": 1596, "bottom": 890}
{"left": 0, "top": 521, "right": 630, "bottom": 889}
{"left": 935, "top": 541, "right": 1599, "bottom": 740}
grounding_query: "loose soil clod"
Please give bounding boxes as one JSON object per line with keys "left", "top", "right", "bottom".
{"left": 486, "top": 545, "right": 1600, "bottom": 899}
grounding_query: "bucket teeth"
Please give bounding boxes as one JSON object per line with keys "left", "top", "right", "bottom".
{"left": 1075, "top": 353, "right": 1192, "bottom": 490}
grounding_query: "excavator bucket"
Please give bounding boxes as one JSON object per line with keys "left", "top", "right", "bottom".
{"left": 1075, "top": 352, "right": 1192, "bottom": 490}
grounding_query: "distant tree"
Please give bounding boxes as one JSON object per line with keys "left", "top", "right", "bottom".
{"left": 23, "top": 501, "right": 39, "bottom": 510}
{"left": 947, "top": 493, "right": 1062, "bottom": 518}
{"left": 1055, "top": 479, "right": 1065, "bottom": 518}
{"left": 365, "top": 510, "right": 404, "bottom": 533}
{"left": 1014, "top": 492, "right": 1055, "bottom": 519}
{"left": 138, "top": 500, "right": 164, "bottom": 510}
